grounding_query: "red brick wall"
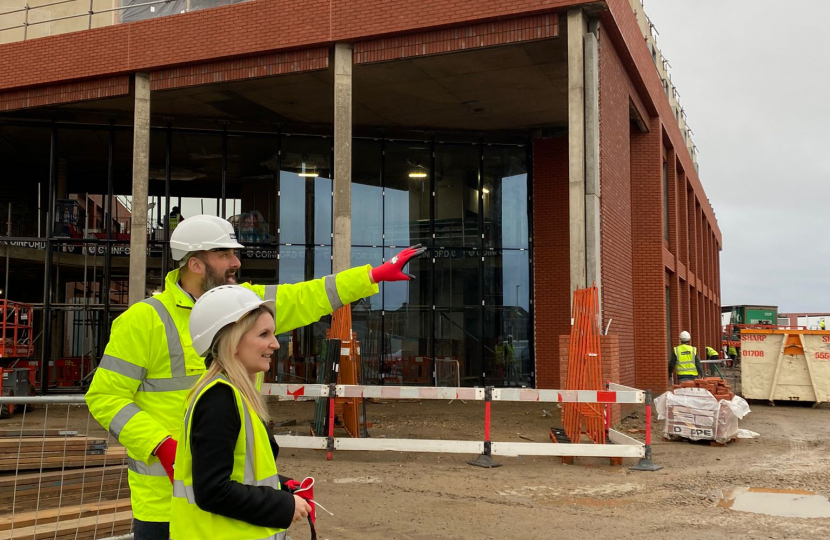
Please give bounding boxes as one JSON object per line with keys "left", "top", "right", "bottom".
{"left": 0, "top": 76, "right": 129, "bottom": 112}
{"left": 353, "top": 14, "right": 559, "bottom": 64}
{"left": 150, "top": 48, "right": 329, "bottom": 91}
{"left": 597, "top": 27, "right": 635, "bottom": 388}
{"left": 0, "top": 0, "right": 592, "bottom": 92}
{"left": 630, "top": 117, "right": 668, "bottom": 393}
{"left": 532, "top": 136, "right": 570, "bottom": 389}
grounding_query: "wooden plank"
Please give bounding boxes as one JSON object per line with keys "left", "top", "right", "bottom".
{"left": 0, "top": 499, "right": 131, "bottom": 531}
{"left": 0, "top": 510, "right": 133, "bottom": 540}
{"left": 0, "top": 430, "right": 80, "bottom": 438}
{"left": 0, "top": 465, "right": 128, "bottom": 487}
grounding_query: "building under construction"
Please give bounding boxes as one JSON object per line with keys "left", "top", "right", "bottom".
{"left": 0, "top": 0, "right": 722, "bottom": 394}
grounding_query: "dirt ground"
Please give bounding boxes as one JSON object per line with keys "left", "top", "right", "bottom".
{"left": 3, "top": 396, "right": 830, "bottom": 540}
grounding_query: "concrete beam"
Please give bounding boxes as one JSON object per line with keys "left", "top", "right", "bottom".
{"left": 128, "top": 73, "right": 150, "bottom": 306}
{"left": 332, "top": 43, "right": 353, "bottom": 273}
{"left": 567, "top": 9, "right": 587, "bottom": 296}
{"left": 585, "top": 22, "right": 601, "bottom": 314}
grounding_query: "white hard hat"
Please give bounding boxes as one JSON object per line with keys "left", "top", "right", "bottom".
{"left": 680, "top": 331, "right": 691, "bottom": 342}
{"left": 170, "top": 215, "right": 244, "bottom": 263}
{"left": 190, "top": 285, "right": 275, "bottom": 357}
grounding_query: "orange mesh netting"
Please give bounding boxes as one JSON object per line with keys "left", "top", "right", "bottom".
{"left": 562, "top": 285, "right": 606, "bottom": 445}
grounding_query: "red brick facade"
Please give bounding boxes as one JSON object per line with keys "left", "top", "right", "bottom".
{"left": 0, "top": 0, "right": 723, "bottom": 396}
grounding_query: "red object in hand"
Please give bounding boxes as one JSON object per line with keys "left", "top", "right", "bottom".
{"left": 154, "top": 437, "right": 177, "bottom": 483}
{"left": 370, "top": 244, "right": 426, "bottom": 283}
{"left": 288, "top": 477, "right": 317, "bottom": 524}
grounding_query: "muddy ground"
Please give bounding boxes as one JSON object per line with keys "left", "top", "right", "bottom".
{"left": 2, "top": 395, "right": 829, "bottom": 540}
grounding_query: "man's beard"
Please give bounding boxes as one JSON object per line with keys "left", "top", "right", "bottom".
{"left": 201, "top": 262, "right": 237, "bottom": 293}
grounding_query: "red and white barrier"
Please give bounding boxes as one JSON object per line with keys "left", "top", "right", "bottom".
{"left": 262, "top": 382, "right": 657, "bottom": 467}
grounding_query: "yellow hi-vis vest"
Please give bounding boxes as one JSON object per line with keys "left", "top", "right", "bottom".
{"left": 85, "top": 265, "right": 378, "bottom": 521}
{"left": 170, "top": 375, "right": 285, "bottom": 540}
{"left": 674, "top": 344, "right": 698, "bottom": 377}
{"left": 705, "top": 346, "right": 719, "bottom": 359}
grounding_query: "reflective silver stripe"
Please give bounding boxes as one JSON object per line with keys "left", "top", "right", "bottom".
{"left": 173, "top": 479, "right": 196, "bottom": 503}
{"left": 264, "top": 284, "right": 277, "bottom": 301}
{"left": 143, "top": 297, "right": 186, "bottom": 378}
{"left": 323, "top": 274, "right": 343, "bottom": 311}
{"left": 241, "top": 399, "right": 256, "bottom": 485}
{"left": 128, "top": 456, "right": 169, "bottom": 476}
{"left": 139, "top": 375, "right": 201, "bottom": 393}
{"left": 109, "top": 403, "right": 141, "bottom": 440}
{"left": 100, "top": 354, "right": 147, "bottom": 380}
{"left": 255, "top": 473, "right": 281, "bottom": 489}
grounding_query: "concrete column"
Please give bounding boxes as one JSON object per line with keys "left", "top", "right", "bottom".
{"left": 332, "top": 43, "right": 353, "bottom": 273}
{"left": 567, "top": 9, "right": 587, "bottom": 297}
{"left": 584, "top": 21, "right": 601, "bottom": 314}
{"left": 128, "top": 73, "right": 150, "bottom": 306}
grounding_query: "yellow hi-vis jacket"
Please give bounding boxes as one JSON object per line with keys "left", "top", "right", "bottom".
{"left": 170, "top": 375, "right": 285, "bottom": 540}
{"left": 674, "top": 344, "right": 698, "bottom": 377}
{"left": 705, "top": 346, "right": 719, "bottom": 359}
{"left": 86, "top": 265, "right": 377, "bottom": 522}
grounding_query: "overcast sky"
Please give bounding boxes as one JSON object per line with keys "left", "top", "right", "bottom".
{"left": 645, "top": 0, "right": 830, "bottom": 313}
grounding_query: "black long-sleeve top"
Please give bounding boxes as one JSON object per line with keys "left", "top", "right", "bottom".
{"left": 190, "top": 383, "right": 295, "bottom": 529}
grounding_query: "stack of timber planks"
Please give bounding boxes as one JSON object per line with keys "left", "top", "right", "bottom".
{"left": 0, "top": 429, "right": 132, "bottom": 539}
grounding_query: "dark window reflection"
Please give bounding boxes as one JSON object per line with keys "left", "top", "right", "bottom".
{"left": 483, "top": 145, "right": 528, "bottom": 249}
{"left": 384, "top": 141, "right": 430, "bottom": 247}
{"left": 435, "top": 144, "right": 480, "bottom": 248}
{"left": 434, "top": 249, "right": 482, "bottom": 385}
{"left": 226, "top": 134, "right": 279, "bottom": 243}
{"left": 483, "top": 250, "right": 531, "bottom": 386}
{"left": 280, "top": 136, "right": 332, "bottom": 245}
{"left": 352, "top": 140, "right": 383, "bottom": 246}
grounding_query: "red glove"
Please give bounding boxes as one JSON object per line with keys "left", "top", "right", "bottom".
{"left": 287, "top": 477, "right": 317, "bottom": 524}
{"left": 370, "top": 245, "right": 426, "bottom": 283}
{"left": 154, "top": 437, "right": 177, "bottom": 483}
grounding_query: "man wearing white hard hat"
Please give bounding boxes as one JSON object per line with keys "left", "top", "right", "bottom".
{"left": 86, "top": 215, "right": 424, "bottom": 540}
{"left": 669, "top": 330, "right": 703, "bottom": 383}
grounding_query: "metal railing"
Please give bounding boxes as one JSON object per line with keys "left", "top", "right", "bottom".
{"left": 0, "top": 394, "right": 132, "bottom": 540}
{"left": 0, "top": 0, "right": 249, "bottom": 43}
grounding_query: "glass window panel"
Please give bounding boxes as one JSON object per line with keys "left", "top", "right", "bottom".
{"left": 483, "top": 145, "right": 528, "bottom": 249}
{"left": 384, "top": 141, "right": 430, "bottom": 247}
{"left": 434, "top": 248, "right": 481, "bottom": 386}
{"left": 482, "top": 249, "right": 531, "bottom": 387}
{"left": 0, "top": 126, "right": 53, "bottom": 238}
{"left": 434, "top": 143, "right": 480, "bottom": 248}
{"left": 314, "top": 177, "right": 332, "bottom": 246}
{"left": 351, "top": 247, "right": 383, "bottom": 384}
{"left": 226, "top": 134, "right": 279, "bottom": 244}
{"left": 383, "top": 246, "right": 432, "bottom": 385}
{"left": 165, "top": 132, "right": 223, "bottom": 221}
{"left": 351, "top": 139, "right": 383, "bottom": 246}
{"left": 280, "top": 136, "right": 332, "bottom": 245}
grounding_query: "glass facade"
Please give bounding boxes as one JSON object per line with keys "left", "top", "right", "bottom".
{"left": 0, "top": 121, "right": 532, "bottom": 388}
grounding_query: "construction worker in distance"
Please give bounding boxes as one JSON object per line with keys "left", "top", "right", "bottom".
{"left": 704, "top": 346, "right": 720, "bottom": 377}
{"left": 86, "top": 214, "right": 425, "bottom": 540}
{"left": 168, "top": 206, "right": 184, "bottom": 232}
{"left": 821, "top": 318, "right": 826, "bottom": 331}
{"left": 668, "top": 330, "right": 703, "bottom": 383}
{"left": 171, "top": 285, "right": 311, "bottom": 540}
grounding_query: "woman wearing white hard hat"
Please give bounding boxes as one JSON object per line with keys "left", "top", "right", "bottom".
{"left": 169, "top": 285, "right": 311, "bottom": 540}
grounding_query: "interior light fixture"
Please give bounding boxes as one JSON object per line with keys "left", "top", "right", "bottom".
{"left": 482, "top": 188, "right": 490, "bottom": 194}
{"left": 298, "top": 162, "right": 318, "bottom": 178}
{"left": 408, "top": 171, "right": 428, "bottom": 178}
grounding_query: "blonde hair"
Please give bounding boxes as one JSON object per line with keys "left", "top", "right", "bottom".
{"left": 189, "top": 306, "right": 273, "bottom": 421}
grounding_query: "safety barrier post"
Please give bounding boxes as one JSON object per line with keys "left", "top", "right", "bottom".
{"left": 467, "top": 386, "right": 501, "bottom": 468}
{"left": 629, "top": 389, "right": 663, "bottom": 471}
{"left": 326, "top": 383, "right": 336, "bottom": 461}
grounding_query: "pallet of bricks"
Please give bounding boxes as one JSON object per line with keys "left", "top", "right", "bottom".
{"left": 0, "top": 429, "right": 132, "bottom": 540}
{"left": 655, "top": 378, "right": 751, "bottom": 447}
